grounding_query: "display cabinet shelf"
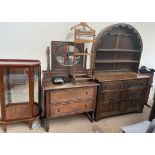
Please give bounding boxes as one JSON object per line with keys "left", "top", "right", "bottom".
{"left": 95, "top": 60, "right": 139, "bottom": 64}
{"left": 108, "top": 33, "right": 134, "bottom": 36}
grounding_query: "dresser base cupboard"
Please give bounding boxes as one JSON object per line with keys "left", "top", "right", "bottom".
{"left": 95, "top": 72, "right": 150, "bottom": 121}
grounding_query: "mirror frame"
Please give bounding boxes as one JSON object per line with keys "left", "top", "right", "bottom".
{"left": 51, "top": 41, "right": 84, "bottom": 71}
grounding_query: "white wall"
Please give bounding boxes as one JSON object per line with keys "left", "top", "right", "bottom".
{"left": 0, "top": 22, "right": 155, "bottom": 70}
{"left": 0, "top": 22, "right": 155, "bottom": 97}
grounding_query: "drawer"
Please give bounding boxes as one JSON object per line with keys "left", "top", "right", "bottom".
{"left": 50, "top": 100, "right": 94, "bottom": 117}
{"left": 101, "top": 81, "right": 126, "bottom": 90}
{"left": 100, "top": 91, "right": 120, "bottom": 102}
{"left": 128, "top": 79, "right": 148, "bottom": 87}
{"left": 50, "top": 87, "right": 94, "bottom": 103}
{"left": 101, "top": 79, "right": 148, "bottom": 91}
{"left": 127, "top": 88, "right": 145, "bottom": 99}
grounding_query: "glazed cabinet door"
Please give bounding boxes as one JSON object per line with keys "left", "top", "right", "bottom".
{"left": 2, "top": 67, "right": 31, "bottom": 120}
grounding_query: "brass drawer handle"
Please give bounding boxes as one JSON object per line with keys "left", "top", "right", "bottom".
{"left": 57, "top": 109, "right": 60, "bottom": 112}
{"left": 84, "top": 104, "right": 87, "bottom": 108}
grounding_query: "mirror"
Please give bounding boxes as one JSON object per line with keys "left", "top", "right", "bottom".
{"left": 55, "top": 44, "right": 80, "bottom": 66}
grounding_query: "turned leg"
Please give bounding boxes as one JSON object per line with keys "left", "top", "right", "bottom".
{"left": 2, "top": 123, "right": 7, "bottom": 133}
{"left": 44, "top": 119, "right": 49, "bottom": 132}
{"left": 28, "top": 120, "right": 33, "bottom": 130}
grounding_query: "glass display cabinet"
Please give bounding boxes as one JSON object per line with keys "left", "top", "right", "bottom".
{"left": 0, "top": 59, "right": 41, "bottom": 132}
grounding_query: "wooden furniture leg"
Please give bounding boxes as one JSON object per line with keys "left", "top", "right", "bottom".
{"left": 2, "top": 123, "right": 7, "bottom": 133}
{"left": 28, "top": 120, "right": 33, "bottom": 130}
{"left": 44, "top": 118, "right": 49, "bottom": 132}
{"left": 86, "top": 111, "right": 94, "bottom": 122}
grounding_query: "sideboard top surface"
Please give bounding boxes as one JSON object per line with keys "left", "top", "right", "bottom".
{"left": 94, "top": 71, "right": 150, "bottom": 82}
{"left": 43, "top": 80, "right": 99, "bottom": 91}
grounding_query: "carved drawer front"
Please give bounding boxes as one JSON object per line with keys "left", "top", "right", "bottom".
{"left": 100, "top": 91, "right": 120, "bottom": 102}
{"left": 50, "top": 87, "right": 94, "bottom": 103}
{"left": 101, "top": 78, "right": 148, "bottom": 91}
{"left": 50, "top": 100, "right": 93, "bottom": 117}
{"left": 127, "top": 79, "right": 148, "bottom": 88}
{"left": 128, "top": 88, "right": 144, "bottom": 99}
{"left": 101, "top": 81, "right": 128, "bottom": 91}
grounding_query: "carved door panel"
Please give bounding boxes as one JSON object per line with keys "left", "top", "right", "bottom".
{"left": 119, "top": 90, "right": 128, "bottom": 112}
{"left": 125, "top": 88, "right": 145, "bottom": 112}
{"left": 99, "top": 91, "right": 121, "bottom": 117}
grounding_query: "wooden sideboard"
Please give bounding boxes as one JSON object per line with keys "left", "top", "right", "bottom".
{"left": 94, "top": 23, "right": 151, "bottom": 121}
{"left": 42, "top": 78, "right": 98, "bottom": 132}
{"left": 94, "top": 72, "right": 150, "bottom": 121}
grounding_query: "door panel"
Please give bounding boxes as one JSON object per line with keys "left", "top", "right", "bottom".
{"left": 99, "top": 91, "right": 121, "bottom": 117}
{"left": 125, "top": 88, "right": 145, "bottom": 112}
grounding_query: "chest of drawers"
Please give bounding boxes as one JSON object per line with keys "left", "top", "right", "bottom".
{"left": 43, "top": 80, "right": 98, "bottom": 132}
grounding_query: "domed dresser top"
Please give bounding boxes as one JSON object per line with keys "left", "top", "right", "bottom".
{"left": 94, "top": 23, "right": 143, "bottom": 73}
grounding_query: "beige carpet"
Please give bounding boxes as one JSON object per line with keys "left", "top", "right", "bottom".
{"left": 0, "top": 101, "right": 152, "bottom": 133}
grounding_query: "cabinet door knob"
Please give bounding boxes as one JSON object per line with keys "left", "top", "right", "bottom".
{"left": 85, "top": 92, "right": 88, "bottom": 96}
{"left": 57, "top": 109, "right": 60, "bottom": 112}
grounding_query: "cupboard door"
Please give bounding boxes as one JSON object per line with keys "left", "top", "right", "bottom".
{"left": 99, "top": 91, "right": 121, "bottom": 117}
{"left": 125, "top": 87, "right": 146, "bottom": 112}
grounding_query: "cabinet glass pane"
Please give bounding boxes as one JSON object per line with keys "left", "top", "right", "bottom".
{"left": 3, "top": 68, "right": 29, "bottom": 105}
{"left": 34, "top": 66, "right": 39, "bottom": 103}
